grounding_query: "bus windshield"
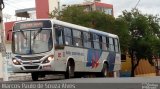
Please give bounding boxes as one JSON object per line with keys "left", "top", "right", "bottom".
{"left": 12, "top": 21, "right": 53, "bottom": 54}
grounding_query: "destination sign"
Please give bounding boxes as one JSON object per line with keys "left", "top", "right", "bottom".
{"left": 14, "top": 20, "right": 52, "bottom": 30}
{"left": 20, "top": 22, "right": 43, "bottom": 29}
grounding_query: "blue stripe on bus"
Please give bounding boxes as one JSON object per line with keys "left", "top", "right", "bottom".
{"left": 86, "top": 49, "right": 102, "bottom": 68}
{"left": 107, "top": 52, "right": 116, "bottom": 72}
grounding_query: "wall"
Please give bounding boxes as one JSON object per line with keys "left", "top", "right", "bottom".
{"left": 94, "top": 2, "right": 113, "bottom": 16}
{"left": 35, "top": 0, "right": 49, "bottom": 19}
{"left": 135, "top": 60, "right": 156, "bottom": 76}
{"left": 35, "top": 0, "right": 59, "bottom": 19}
{"left": 4, "top": 21, "right": 15, "bottom": 42}
{"left": 48, "top": 0, "right": 59, "bottom": 14}
{"left": 120, "top": 56, "right": 132, "bottom": 77}
{"left": 121, "top": 55, "right": 156, "bottom": 77}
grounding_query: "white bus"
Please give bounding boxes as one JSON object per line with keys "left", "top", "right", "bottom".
{"left": 11, "top": 19, "right": 121, "bottom": 81}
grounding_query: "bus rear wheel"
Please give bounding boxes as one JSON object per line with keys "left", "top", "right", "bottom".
{"left": 31, "top": 73, "right": 38, "bottom": 81}
{"left": 65, "top": 61, "right": 75, "bottom": 79}
{"left": 102, "top": 63, "right": 109, "bottom": 77}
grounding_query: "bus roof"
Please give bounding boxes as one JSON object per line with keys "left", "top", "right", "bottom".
{"left": 51, "top": 19, "right": 118, "bottom": 38}
{"left": 14, "top": 19, "right": 118, "bottom": 38}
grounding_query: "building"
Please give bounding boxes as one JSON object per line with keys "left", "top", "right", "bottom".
{"left": 14, "top": 0, "right": 59, "bottom": 19}
{"left": 71, "top": 1, "right": 114, "bottom": 16}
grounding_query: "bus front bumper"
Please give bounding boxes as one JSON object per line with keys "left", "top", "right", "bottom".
{"left": 11, "top": 63, "right": 54, "bottom": 73}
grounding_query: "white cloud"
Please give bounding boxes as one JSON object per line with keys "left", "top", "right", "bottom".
{"left": 3, "top": 0, "right": 35, "bottom": 15}
{"left": 101, "top": 0, "right": 160, "bottom": 17}
{"left": 3, "top": 0, "right": 160, "bottom": 18}
{"left": 61, "top": 0, "right": 160, "bottom": 17}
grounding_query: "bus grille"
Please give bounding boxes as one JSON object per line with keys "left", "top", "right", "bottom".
{"left": 23, "top": 61, "right": 41, "bottom": 64}
{"left": 20, "top": 56, "right": 44, "bottom": 61}
{"left": 24, "top": 66, "right": 39, "bottom": 69}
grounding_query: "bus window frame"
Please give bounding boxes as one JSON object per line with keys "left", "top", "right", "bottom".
{"left": 53, "top": 24, "right": 120, "bottom": 53}
{"left": 72, "top": 29, "right": 83, "bottom": 47}
{"left": 63, "top": 27, "right": 73, "bottom": 46}
{"left": 54, "top": 25, "right": 64, "bottom": 46}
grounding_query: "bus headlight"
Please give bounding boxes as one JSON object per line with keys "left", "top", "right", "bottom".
{"left": 42, "top": 55, "right": 54, "bottom": 64}
{"left": 12, "top": 58, "right": 21, "bottom": 65}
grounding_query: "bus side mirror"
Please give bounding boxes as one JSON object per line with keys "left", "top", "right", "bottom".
{"left": 121, "top": 54, "right": 126, "bottom": 62}
{"left": 7, "top": 30, "right": 12, "bottom": 41}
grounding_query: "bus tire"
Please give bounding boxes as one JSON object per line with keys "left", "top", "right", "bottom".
{"left": 102, "top": 63, "right": 109, "bottom": 77}
{"left": 65, "top": 61, "right": 75, "bottom": 79}
{"left": 31, "top": 73, "right": 38, "bottom": 81}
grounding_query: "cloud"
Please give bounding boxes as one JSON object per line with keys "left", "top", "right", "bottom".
{"left": 101, "top": 0, "right": 160, "bottom": 17}
{"left": 4, "top": 0, "right": 160, "bottom": 18}
{"left": 62, "top": 0, "right": 160, "bottom": 17}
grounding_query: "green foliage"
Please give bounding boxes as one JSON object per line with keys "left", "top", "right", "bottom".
{"left": 50, "top": 6, "right": 129, "bottom": 53}
{"left": 120, "top": 9, "right": 160, "bottom": 59}
{"left": 50, "top": 6, "right": 116, "bottom": 32}
{"left": 50, "top": 6, "right": 160, "bottom": 58}
{"left": 119, "top": 9, "right": 160, "bottom": 76}
{"left": 50, "top": 6, "right": 160, "bottom": 76}
{"left": 114, "top": 18, "right": 130, "bottom": 53}
{"left": 50, "top": 6, "right": 160, "bottom": 71}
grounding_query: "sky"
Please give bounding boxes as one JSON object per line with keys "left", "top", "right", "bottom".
{"left": 63, "top": 0, "right": 160, "bottom": 17}
{"left": 2, "top": 0, "right": 160, "bottom": 20}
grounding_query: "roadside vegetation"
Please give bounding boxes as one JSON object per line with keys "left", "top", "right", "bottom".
{"left": 49, "top": 6, "right": 160, "bottom": 77}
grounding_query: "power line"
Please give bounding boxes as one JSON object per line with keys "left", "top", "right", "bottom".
{"left": 4, "top": 0, "right": 35, "bottom": 10}
{"left": 134, "top": 0, "right": 141, "bottom": 9}
{"left": 4, "top": 2, "right": 20, "bottom": 9}
{"left": 4, "top": 0, "right": 27, "bottom": 8}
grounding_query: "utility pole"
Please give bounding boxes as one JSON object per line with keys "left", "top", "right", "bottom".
{"left": 0, "top": 0, "right": 7, "bottom": 81}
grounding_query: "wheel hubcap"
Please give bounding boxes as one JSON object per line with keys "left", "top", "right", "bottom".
{"left": 104, "top": 69, "right": 107, "bottom": 77}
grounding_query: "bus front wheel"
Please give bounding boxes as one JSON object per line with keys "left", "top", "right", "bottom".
{"left": 31, "top": 73, "right": 38, "bottom": 81}
{"left": 65, "top": 61, "right": 75, "bottom": 79}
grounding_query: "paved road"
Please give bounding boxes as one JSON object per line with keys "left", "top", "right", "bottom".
{"left": 1, "top": 76, "right": 160, "bottom": 89}
{"left": 47, "top": 77, "right": 160, "bottom": 83}
{"left": 8, "top": 76, "right": 160, "bottom": 83}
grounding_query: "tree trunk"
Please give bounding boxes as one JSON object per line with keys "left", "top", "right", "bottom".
{"left": 131, "top": 53, "right": 134, "bottom": 77}
{"left": 131, "top": 51, "right": 140, "bottom": 77}
{"left": 131, "top": 60, "right": 140, "bottom": 77}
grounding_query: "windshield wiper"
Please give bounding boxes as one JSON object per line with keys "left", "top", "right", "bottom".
{"left": 33, "top": 28, "right": 42, "bottom": 39}
{"left": 20, "top": 30, "right": 27, "bottom": 40}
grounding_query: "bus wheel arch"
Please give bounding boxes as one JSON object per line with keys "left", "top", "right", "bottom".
{"left": 65, "top": 58, "right": 75, "bottom": 79}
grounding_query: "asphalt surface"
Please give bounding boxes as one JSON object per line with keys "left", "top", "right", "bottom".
{"left": 1, "top": 76, "right": 160, "bottom": 89}
{"left": 7, "top": 76, "right": 160, "bottom": 83}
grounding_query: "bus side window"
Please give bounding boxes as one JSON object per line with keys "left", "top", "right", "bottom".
{"left": 83, "top": 32, "right": 91, "bottom": 48}
{"left": 114, "top": 39, "right": 119, "bottom": 52}
{"left": 109, "top": 38, "right": 115, "bottom": 51}
{"left": 102, "top": 36, "right": 107, "bottom": 50}
{"left": 92, "top": 33, "right": 100, "bottom": 49}
{"left": 64, "top": 27, "right": 72, "bottom": 46}
{"left": 55, "top": 25, "right": 64, "bottom": 45}
{"left": 72, "top": 30, "right": 83, "bottom": 47}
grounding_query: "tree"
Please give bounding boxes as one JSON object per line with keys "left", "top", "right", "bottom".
{"left": 114, "top": 18, "right": 130, "bottom": 53}
{"left": 51, "top": 6, "right": 129, "bottom": 53}
{"left": 50, "top": 6, "right": 160, "bottom": 77}
{"left": 118, "top": 9, "right": 160, "bottom": 77}
{"left": 50, "top": 6, "right": 116, "bottom": 32}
